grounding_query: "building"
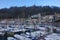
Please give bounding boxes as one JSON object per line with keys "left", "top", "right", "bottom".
{"left": 54, "top": 13, "right": 60, "bottom": 21}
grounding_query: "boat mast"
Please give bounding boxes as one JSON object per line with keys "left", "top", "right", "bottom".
{"left": 18, "top": 16, "right": 20, "bottom": 28}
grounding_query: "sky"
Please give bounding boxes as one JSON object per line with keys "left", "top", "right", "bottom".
{"left": 0, "top": 0, "right": 60, "bottom": 9}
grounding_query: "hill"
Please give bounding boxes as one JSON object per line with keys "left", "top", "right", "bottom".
{"left": 0, "top": 6, "right": 60, "bottom": 19}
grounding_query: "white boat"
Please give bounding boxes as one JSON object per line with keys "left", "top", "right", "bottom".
{"left": 14, "top": 34, "right": 32, "bottom": 40}
{"left": 45, "top": 33, "right": 60, "bottom": 40}
{"left": 7, "top": 37, "right": 17, "bottom": 40}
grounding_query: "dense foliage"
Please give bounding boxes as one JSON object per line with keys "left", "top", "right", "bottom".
{"left": 0, "top": 6, "right": 60, "bottom": 19}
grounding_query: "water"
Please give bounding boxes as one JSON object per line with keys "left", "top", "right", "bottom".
{"left": 0, "top": 35, "right": 7, "bottom": 40}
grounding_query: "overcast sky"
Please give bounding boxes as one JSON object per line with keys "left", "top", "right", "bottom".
{"left": 0, "top": 0, "right": 60, "bottom": 9}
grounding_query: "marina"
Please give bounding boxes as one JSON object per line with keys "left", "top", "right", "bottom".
{"left": 0, "top": 13, "right": 60, "bottom": 40}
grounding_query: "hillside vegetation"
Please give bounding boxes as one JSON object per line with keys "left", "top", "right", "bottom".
{"left": 0, "top": 6, "right": 60, "bottom": 19}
